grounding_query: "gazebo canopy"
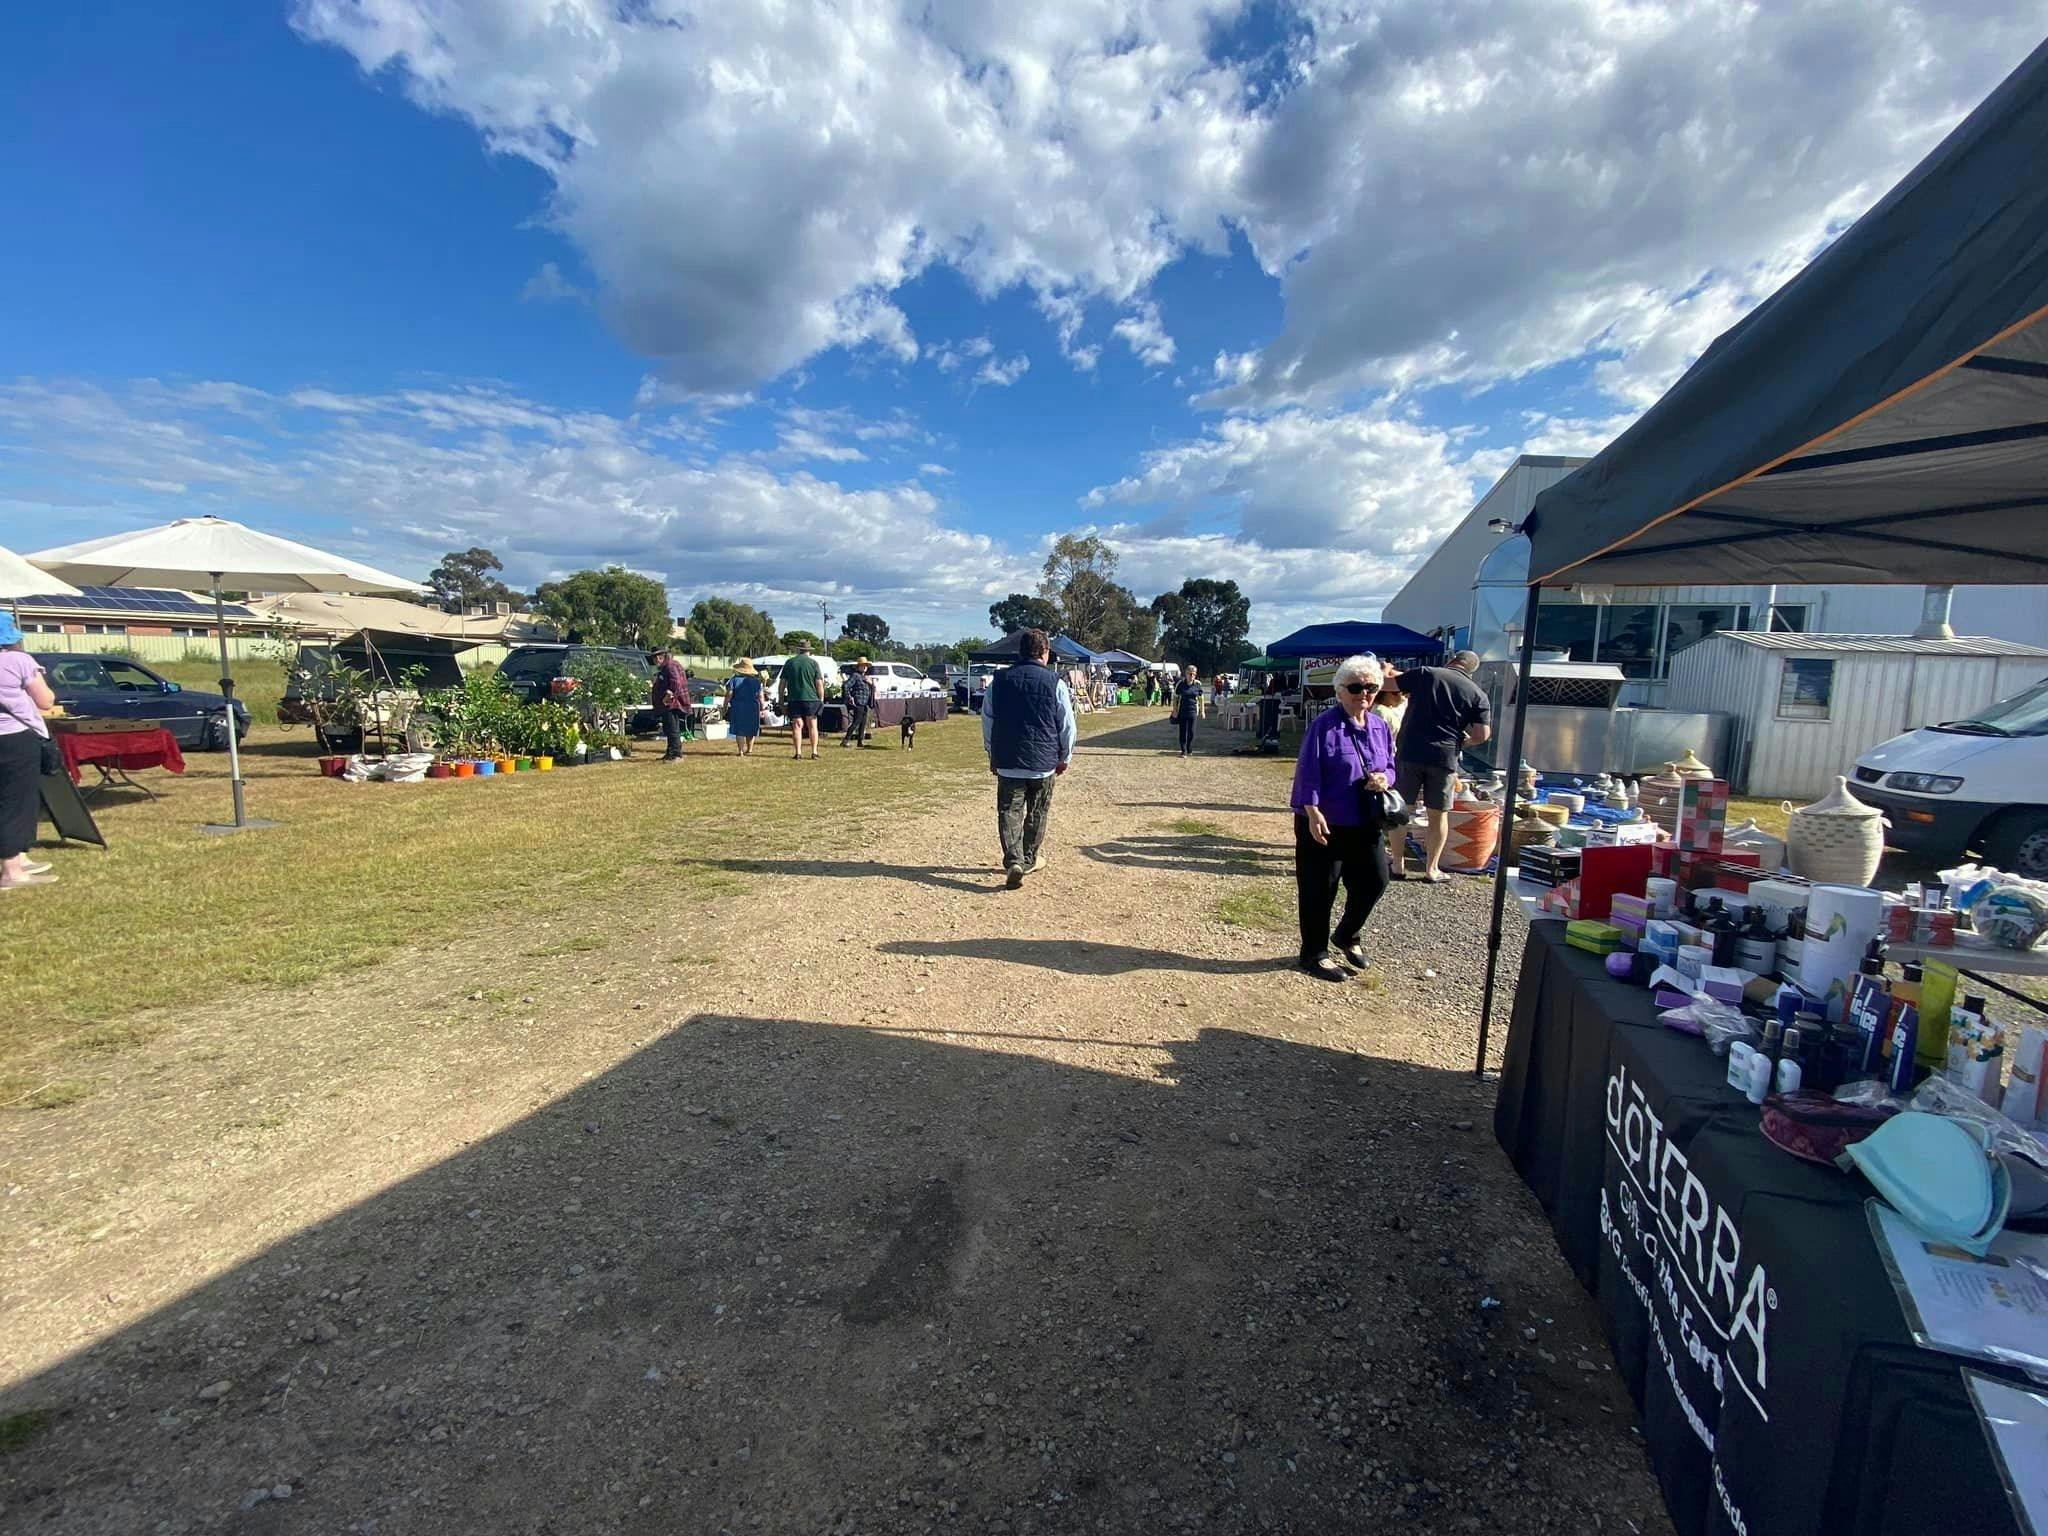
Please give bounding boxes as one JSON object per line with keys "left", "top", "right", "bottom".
{"left": 968, "top": 631, "right": 1089, "bottom": 664}
{"left": 1266, "top": 621, "right": 1444, "bottom": 661}
{"left": 1528, "top": 37, "right": 2048, "bottom": 589}
{"left": 1096, "top": 648, "right": 1153, "bottom": 666}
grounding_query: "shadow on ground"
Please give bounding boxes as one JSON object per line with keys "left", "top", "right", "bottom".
{"left": 0, "top": 1019, "right": 1663, "bottom": 1536}
{"left": 876, "top": 936, "right": 1283, "bottom": 976}
{"left": 1080, "top": 833, "right": 1291, "bottom": 877}
{"left": 678, "top": 856, "right": 1000, "bottom": 895}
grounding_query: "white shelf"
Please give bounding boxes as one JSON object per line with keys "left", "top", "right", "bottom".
{"left": 1890, "top": 934, "right": 2048, "bottom": 980}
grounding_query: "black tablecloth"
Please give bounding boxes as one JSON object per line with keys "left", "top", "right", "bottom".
{"left": 814, "top": 697, "right": 947, "bottom": 733}
{"left": 1495, "top": 920, "right": 2022, "bottom": 1536}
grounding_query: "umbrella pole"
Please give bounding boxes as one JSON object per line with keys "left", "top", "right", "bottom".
{"left": 213, "top": 577, "right": 248, "bottom": 828}
{"left": 1474, "top": 581, "right": 1539, "bottom": 1078}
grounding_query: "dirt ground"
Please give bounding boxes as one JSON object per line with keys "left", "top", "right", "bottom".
{"left": 1, "top": 710, "right": 1672, "bottom": 1535}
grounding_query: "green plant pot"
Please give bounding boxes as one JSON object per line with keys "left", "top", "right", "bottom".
{"left": 515, "top": 756, "right": 535, "bottom": 771}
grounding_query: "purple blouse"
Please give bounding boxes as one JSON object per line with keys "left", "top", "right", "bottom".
{"left": 1290, "top": 705, "right": 1396, "bottom": 827}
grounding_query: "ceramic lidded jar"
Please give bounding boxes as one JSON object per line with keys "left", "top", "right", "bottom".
{"left": 1673, "top": 748, "right": 1713, "bottom": 779}
{"left": 1786, "top": 776, "right": 1887, "bottom": 887}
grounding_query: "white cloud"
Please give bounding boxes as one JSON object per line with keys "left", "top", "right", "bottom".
{"left": 294, "top": 0, "right": 1247, "bottom": 395}
{"left": 973, "top": 353, "right": 1031, "bottom": 389}
{"left": 1210, "top": 0, "right": 2040, "bottom": 407}
{"left": 519, "top": 260, "right": 585, "bottom": 304}
{"left": 1112, "top": 301, "right": 1177, "bottom": 366}
{"left": 930, "top": 336, "right": 996, "bottom": 374}
{"left": 0, "top": 377, "right": 1036, "bottom": 638}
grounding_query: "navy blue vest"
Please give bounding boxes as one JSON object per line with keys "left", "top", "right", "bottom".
{"left": 988, "top": 661, "right": 1062, "bottom": 773}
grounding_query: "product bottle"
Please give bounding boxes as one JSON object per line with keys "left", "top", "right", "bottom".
{"left": 1760, "top": 1019, "right": 1784, "bottom": 1076}
{"left": 1747, "top": 1048, "right": 1773, "bottom": 1105}
{"left": 1705, "top": 898, "right": 1741, "bottom": 968}
{"left": 1849, "top": 961, "right": 1893, "bottom": 1079}
{"left": 1887, "top": 1003, "right": 1922, "bottom": 1095}
{"left": 1886, "top": 965, "right": 1925, "bottom": 1064}
{"left": 1947, "top": 994, "right": 1988, "bottom": 1076}
{"left": 1737, "top": 909, "right": 1778, "bottom": 975}
{"left": 1776, "top": 1029, "right": 1804, "bottom": 1094}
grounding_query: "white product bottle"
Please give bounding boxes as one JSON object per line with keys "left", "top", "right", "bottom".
{"left": 1774, "top": 1029, "right": 1803, "bottom": 1095}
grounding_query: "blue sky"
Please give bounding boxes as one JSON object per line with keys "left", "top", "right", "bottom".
{"left": 2, "top": 2, "right": 2037, "bottom": 642}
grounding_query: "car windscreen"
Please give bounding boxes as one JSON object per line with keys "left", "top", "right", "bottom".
{"left": 569, "top": 648, "right": 652, "bottom": 677}
{"left": 1944, "top": 678, "right": 2048, "bottom": 738}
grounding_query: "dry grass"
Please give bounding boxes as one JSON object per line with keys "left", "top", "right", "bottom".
{"left": 8, "top": 710, "right": 1134, "bottom": 1071}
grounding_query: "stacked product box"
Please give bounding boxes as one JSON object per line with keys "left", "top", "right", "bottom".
{"left": 1675, "top": 777, "right": 1728, "bottom": 853}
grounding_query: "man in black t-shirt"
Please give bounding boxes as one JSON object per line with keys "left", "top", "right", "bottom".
{"left": 1389, "top": 650, "right": 1491, "bottom": 883}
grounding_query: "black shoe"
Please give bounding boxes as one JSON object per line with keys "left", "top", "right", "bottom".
{"left": 1299, "top": 955, "right": 1347, "bottom": 982}
{"left": 1004, "top": 863, "right": 1025, "bottom": 890}
{"left": 1336, "top": 942, "right": 1370, "bottom": 969}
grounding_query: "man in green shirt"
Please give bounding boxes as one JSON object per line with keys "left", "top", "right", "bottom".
{"left": 779, "top": 637, "right": 824, "bottom": 760}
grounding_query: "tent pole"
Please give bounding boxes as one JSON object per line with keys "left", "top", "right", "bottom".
{"left": 1474, "top": 581, "right": 1540, "bottom": 1078}
{"left": 213, "top": 577, "right": 248, "bottom": 829}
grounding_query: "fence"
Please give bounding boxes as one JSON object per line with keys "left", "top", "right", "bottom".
{"left": 27, "top": 632, "right": 736, "bottom": 675}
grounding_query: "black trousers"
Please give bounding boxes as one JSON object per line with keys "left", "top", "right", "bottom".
{"left": 0, "top": 730, "right": 42, "bottom": 861}
{"left": 1176, "top": 712, "right": 1196, "bottom": 753}
{"left": 660, "top": 707, "right": 687, "bottom": 758}
{"left": 841, "top": 704, "right": 871, "bottom": 745}
{"left": 1294, "top": 813, "right": 1390, "bottom": 960}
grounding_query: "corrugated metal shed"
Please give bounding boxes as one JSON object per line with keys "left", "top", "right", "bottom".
{"left": 1668, "top": 633, "right": 2048, "bottom": 798}
{"left": 1704, "top": 632, "right": 2048, "bottom": 657}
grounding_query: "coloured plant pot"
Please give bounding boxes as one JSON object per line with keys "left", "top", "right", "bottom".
{"left": 317, "top": 755, "right": 347, "bottom": 777}
{"left": 494, "top": 756, "right": 516, "bottom": 774}
{"left": 453, "top": 760, "right": 476, "bottom": 778}
{"left": 514, "top": 756, "right": 534, "bottom": 771}
{"left": 534, "top": 755, "right": 554, "bottom": 771}
{"left": 427, "top": 763, "right": 453, "bottom": 780}
{"left": 475, "top": 759, "right": 497, "bottom": 776}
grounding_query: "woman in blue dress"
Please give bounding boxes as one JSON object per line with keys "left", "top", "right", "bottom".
{"left": 724, "top": 658, "right": 763, "bottom": 756}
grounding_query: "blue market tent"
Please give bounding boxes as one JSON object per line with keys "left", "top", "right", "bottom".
{"left": 1053, "top": 634, "right": 1111, "bottom": 664}
{"left": 1096, "top": 648, "right": 1154, "bottom": 667}
{"left": 968, "top": 631, "right": 1090, "bottom": 664}
{"left": 1265, "top": 621, "right": 1444, "bottom": 662}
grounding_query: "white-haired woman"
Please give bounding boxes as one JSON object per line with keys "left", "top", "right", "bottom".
{"left": 1289, "top": 654, "right": 1398, "bottom": 980}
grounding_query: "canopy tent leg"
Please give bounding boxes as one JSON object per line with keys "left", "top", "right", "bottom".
{"left": 1474, "top": 582, "right": 1540, "bottom": 1078}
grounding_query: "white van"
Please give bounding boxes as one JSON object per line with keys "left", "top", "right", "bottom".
{"left": 1852, "top": 677, "right": 2048, "bottom": 878}
{"left": 754, "top": 652, "right": 844, "bottom": 699}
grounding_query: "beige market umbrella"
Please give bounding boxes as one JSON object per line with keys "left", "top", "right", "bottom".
{"left": 28, "top": 516, "right": 426, "bottom": 831}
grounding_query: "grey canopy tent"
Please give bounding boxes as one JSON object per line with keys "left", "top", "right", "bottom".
{"left": 1474, "top": 36, "right": 2048, "bottom": 1073}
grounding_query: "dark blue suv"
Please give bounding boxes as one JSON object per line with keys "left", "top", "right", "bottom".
{"left": 36, "top": 652, "right": 250, "bottom": 749}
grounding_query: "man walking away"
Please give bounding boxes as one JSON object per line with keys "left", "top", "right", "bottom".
{"left": 780, "top": 637, "right": 824, "bottom": 760}
{"left": 652, "top": 648, "right": 691, "bottom": 763}
{"left": 982, "top": 629, "right": 1076, "bottom": 889}
{"left": 841, "top": 657, "right": 876, "bottom": 747}
{"left": 1170, "top": 664, "right": 1203, "bottom": 757}
{"left": 1388, "top": 649, "right": 1492, "bottom": 882}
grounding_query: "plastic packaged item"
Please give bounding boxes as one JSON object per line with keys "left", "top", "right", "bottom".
{"left": 1665, "top": 997, "right": 1754, "bottom": 1053}
{"left": 1917, "top": 961, "right": 1959, "bottom": 1072}
{"left": 1841, "top": 1111, "right": 2010, "bottom": 1255}
{"left": 1677, "top": 943, "right": 1713, "bottom": 981}
{"left": 1912, "top": 1072, "right": 2048, "bottom": 1168}
{"left": 1760, "top": 1090, "right": 1894, "bottom": 1166}
{"left": 1970, "top": 882, "right": 2048, "bottom": 951}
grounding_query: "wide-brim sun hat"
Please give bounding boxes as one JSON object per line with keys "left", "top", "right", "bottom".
{"left": 732, "top": 658, "right": 757, "bottom": 674}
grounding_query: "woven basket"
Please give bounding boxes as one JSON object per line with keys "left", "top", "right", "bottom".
{"left": 1786, "top": 776, "right": 1887, "bottom": 887}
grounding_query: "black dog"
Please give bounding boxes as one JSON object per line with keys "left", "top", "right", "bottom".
{"left": 900, "top": 716, "right": 917, "bottom": 751}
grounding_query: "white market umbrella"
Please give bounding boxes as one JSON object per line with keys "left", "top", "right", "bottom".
{"left": 29, "top": 516, "right": 426, "bottom": 831}
{"left": 0, "top": 542, "right": 82, "bottom": 608}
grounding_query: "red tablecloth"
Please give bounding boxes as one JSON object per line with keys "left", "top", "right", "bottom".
{"left": 57, "top": 728, "right": 187, "bottom": 784}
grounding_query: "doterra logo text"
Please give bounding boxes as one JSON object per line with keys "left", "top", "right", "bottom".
{"left": 1604, "top": 1062, "right": 1772, "bottom": 1415}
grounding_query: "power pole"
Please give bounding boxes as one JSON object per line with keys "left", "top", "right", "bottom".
{"left": 819, "top": 600, "right": 835, "bottom": 639}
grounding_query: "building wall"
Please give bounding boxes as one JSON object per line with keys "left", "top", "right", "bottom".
{"left": 1381, "top": 457, "right": 1585, "bottom": 634}
{"left": 1671, "top": 638, "right": 2048, "bottom": 798}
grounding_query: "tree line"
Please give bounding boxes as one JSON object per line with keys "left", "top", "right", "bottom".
{"left": 411, "top": 536, "right": 1260, "bottom": 677}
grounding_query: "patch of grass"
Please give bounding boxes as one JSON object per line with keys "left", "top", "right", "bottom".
{"left": 1164, "top": 817, "right": 1225, "bottom": 837}
{"left": 1216, "top": 883, "right": 1291, "bottom": 932}
{"left": 66, "top": 1022, "right": 159, "bottom": 1055}
{"left": 523, "top": 936, "right": 610, "bottom": 958}
{"left": 1729, "top": 797, "right": 1790, "bottom": 840}
{"left": 4, "top": 712, "right": 988, "bottom": 1065}
{"left": 0, "top": 1409, "right": 54, "bottom": 1455}
{"left": 22, "top": 1081, "right": 92, "bottom": 1111}
{"left": 669, "top": 952, "right": 718, "bottom": 967}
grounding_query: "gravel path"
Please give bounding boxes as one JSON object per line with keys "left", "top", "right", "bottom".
{"left": 0, "top": 709, "right": 1669, "bottom": 1535}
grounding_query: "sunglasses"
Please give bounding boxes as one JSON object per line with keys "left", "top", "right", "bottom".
{"left": 1342, "top": 682, "right": 1371, "bottom": 695}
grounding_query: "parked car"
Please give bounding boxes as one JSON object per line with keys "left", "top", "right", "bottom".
{"left": 755, "top": 653, "right": 845, "bottom": 707}
{"left": 955, "top": 665, "right": 1000, "bottom": 714}
{"left": 1853, "top": 676, "right": 2048, "bottom": 879}
{"left": 35, "top": 652, "right": 250, "bottom": 749}
{"left": 867, "top": 661, "right": 945, "bottom": 699}
{"left": 497, "top": 644, "right": 659, "bottom": 733}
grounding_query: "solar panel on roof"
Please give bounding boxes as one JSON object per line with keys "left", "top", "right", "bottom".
{"left": 17, "top": 585, "right": 257, "bottom": 619}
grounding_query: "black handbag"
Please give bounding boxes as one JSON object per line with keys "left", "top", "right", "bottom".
{"left": 1344, "top": 719, "right": 1407, "bottom": 829}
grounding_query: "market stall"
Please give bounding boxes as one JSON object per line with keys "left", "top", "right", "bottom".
{"left": 1480, "top": 37, "right": 2048, "bottom": 1536}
